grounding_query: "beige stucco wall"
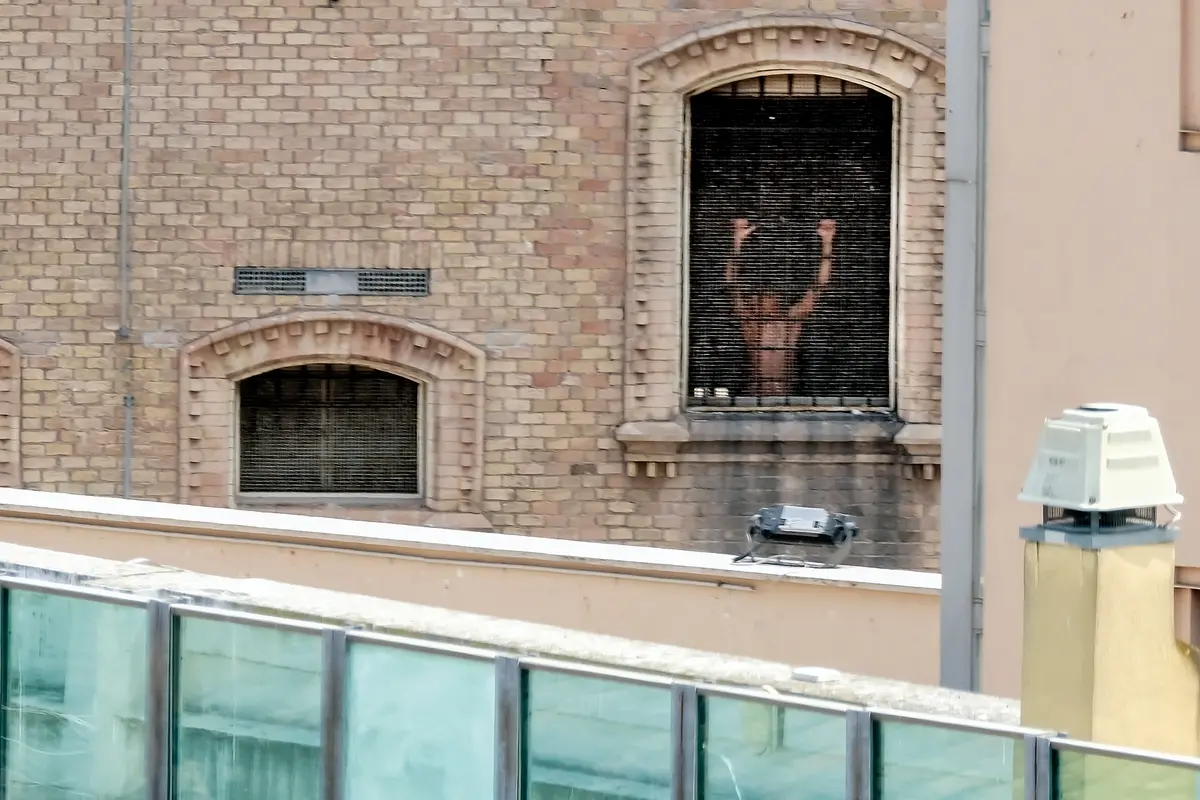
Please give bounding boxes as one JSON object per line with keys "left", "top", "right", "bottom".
{"left": 0, "top": 488, "right": 940, "bottom": 683}
{"left": 983, "top": 0, "right": 1200, "bottom": 698}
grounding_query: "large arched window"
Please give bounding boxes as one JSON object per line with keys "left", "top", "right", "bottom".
{"left": 237, "top": 364, "right": 421, "bottom": 495}
{"left": 686, "top": 75, "right": 894, "bottom": 410}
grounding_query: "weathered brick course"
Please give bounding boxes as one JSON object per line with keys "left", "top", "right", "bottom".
{"left": 0, "top": 0, "right": 944, "bottom": 570}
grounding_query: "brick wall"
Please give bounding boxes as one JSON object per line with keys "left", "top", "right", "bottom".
{"left": 0, "top": 0, "right": 944, "bottom": 570}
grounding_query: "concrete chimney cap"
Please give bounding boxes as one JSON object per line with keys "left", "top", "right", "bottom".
{"left": 1018, "top": 403, "right": 1183, "bottom": 512}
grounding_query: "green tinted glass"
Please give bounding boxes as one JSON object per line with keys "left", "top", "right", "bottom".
{"left": 4, "top": 590, "right": 147, "bottom": 799}
{"left": 173, "top": 616, "right": 323, "bottom": 800}
{"left": 700, "top": 695, "right": 846, "bottom": 799}
{"left": 524, "top": 670, "right": 672, "bottom": 800}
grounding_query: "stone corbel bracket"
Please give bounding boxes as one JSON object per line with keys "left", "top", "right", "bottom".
{"left": 615, "top": 420, "right": 690, "bottom": 478}
{"left": 894, "top": 423, "right": 942, "bottom": 480}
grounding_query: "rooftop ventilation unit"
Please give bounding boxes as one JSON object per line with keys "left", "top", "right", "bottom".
{"left": 1019, "top": 403, "right": 1183, "bottom": 546}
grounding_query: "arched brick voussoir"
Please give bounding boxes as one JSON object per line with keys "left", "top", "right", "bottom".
{"left": 0, "top": 338, "right": 19, "bottom": 488}
{"left": 631, "top": 16, "right": 945, "bottom": 94}
{"left": 181, "top": 310, "right": 486, "bottom": 384}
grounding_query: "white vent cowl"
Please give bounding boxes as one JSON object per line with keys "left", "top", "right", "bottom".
{"left": 1018, "top": 403, "right": 1183, "bottom": 512}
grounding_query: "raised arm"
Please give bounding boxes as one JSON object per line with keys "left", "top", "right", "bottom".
{"left": 726, "top": 217, "right": 756, "bottom": 316}
{"left": 725, "top": 217, "right": 756, "bottom": 285}
{"left": 789, "top": 218, "right": 836, "bottom": 319}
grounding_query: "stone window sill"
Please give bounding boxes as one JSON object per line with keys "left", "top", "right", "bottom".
{"left": 615, "top": 414, "right": 941, "bottom": 474}
{"left": 685, "top": 412, "right": 905, "bottom": 444}
{"left": 236, "top": 494, "right": 424, "bottom": 509}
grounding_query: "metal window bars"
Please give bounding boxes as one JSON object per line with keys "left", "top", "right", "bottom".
{"left": 0, "top": 575, "right": 1195, "bottom": 800}
{"left": 685, "top": 85, "right": 895, "bottom": 411}
{"left": 237, "top": 364, "right": 422, "bottom": 496}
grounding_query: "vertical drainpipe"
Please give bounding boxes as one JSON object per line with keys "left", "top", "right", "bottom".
{"left": 940, "top": 0, "right": 990, "bottom": 691}
{"left": 118, "top": 0, "right": 135, "bottom": 499}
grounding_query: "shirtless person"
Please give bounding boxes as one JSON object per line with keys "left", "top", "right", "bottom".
{"left": 725, "top": 215, "right": 836, "bottom": 397}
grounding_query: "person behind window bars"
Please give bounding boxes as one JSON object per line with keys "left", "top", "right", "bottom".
{"left": 724, "top": 212, "right": 836, "bottom": 398}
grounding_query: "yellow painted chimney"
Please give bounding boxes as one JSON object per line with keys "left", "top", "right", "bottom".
{"left": 1018, "top": 404, "right": 1199, "bottom": 795}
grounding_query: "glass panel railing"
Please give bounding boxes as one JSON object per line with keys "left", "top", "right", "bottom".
{"left": 876, "top": 719, "right": 1024, "bottom": 799}
{"left": 173, "top": 615, "right": 323, "bottom": 800}
{"left": 14, "top": 579, "right": 1200, "bottom": 800}
{"left": 343, "top": 641, "right": 496, "bottom": 799}
{"left": 699, "top": 694, "right": 847, "bottom": 799}
{"left": 1055, "top": 747, "right": 1200, "bottom": 799}
{"left": 523, "top": 669, "right": 672, "bottom": 800}
{"left": 3, "top": 590, "right": 147, "bottom": 799}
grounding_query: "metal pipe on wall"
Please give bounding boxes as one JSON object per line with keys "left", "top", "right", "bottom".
{"left": 940, "top": 0, "right": 990, "bottom": 691}
{"left": 118, "top": 0, "right": 135, "bottom": 499}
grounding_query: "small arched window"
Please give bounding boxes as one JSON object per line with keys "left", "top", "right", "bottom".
{"left": 237, "top": 364, "right": 420, "bottom": 495}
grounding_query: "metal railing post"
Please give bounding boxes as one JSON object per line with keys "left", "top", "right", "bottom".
{"left": 670, "top": 683, "right": 698, "bottom": 800}
{"left": 495, "top": 657, "right": 522, "bottom": 800}
{"left": 846, "top": 709, "right": 875, "bottom": 800}
{"left": 145, "top": 600, "right": 172, "bottom": 800}
{"left": 1035, "top": 737, "right": 1054, "bottom": 800}
{"left": 320, "top": 629, "right": 347, "bottom": 800}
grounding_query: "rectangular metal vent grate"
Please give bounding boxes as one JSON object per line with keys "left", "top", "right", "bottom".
{"left": 356, "top": 270, "right": 429, "bottom": 295}
{"left": 234, "top": 269, "right": 308, "bottom": 295}
{"left": 234, "top": 268, "right": 431, "bottom": 297}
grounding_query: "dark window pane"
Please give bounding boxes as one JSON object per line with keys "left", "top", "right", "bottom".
{"left": 238, "top": 364, "right": 420, "bottom": 494}
{"left": 687, "top": 78, "right": 894, "bottom": 409}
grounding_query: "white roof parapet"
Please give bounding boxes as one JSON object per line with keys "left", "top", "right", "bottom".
{"left": 0, "top": 488, "right": 940, "bottom": 595}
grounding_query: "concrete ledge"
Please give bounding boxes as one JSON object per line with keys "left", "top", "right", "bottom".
{"left": 614, "top": 419, "right": 690, "bottom": 443}
{"left": 616, "top": 413, "right": 915, "bottom": 446}
{"left": 687, "top": 412, "right": 904, "bottom": 444}
{"left": 0, "top": 489, "right": 940, "bottom": 595}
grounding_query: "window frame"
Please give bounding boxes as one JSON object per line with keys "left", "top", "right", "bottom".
{"left": 233, "top": 360, "right": 428, "bottom": 503}
{"left": 678, "top": 68, "right": 903, "bottom": 413}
